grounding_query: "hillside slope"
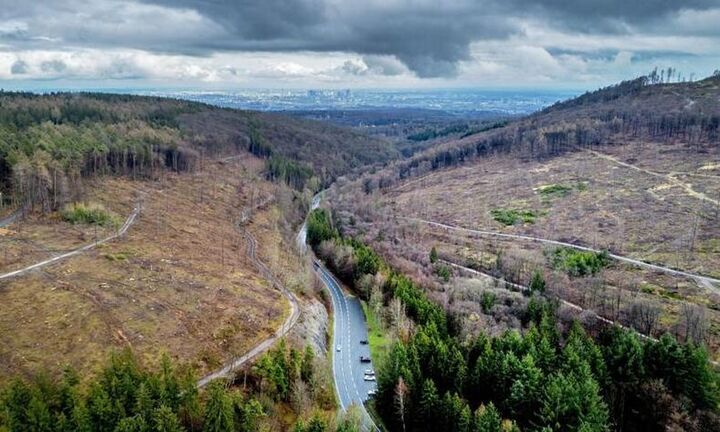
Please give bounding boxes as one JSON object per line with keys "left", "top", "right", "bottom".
{"left": 329, "top": 74, "right": 720, "bottom": 357}
{"left": 0, "top": 92, "right": 393, "bottom": 382}
{"left": 0, "top": 92, "right": 396, "bottom": 214}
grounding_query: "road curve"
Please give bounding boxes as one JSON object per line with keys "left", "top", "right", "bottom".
{"left": 402, "top": 217, "right": 720, "bottom": 292}
{"left": 295, "top": 192, "right": 322, "bottom": 253}
{"left": 0, "top": 202, "right": 142, "bottom": 281}
{"left": 298, "top": 194, "right": 378, "bottom": 430}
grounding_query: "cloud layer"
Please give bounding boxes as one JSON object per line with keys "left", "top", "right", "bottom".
{"left": 1, "top": 0, "right": 719, "bottom": 86}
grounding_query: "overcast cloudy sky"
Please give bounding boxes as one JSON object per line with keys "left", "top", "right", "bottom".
{"left": 1, "top": 0, "right": 719, "bottom": 89}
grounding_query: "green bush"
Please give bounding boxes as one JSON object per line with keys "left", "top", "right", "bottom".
{"left": 491, "top": 208, "right": 538, "bottom": 226}
{"left": 538, "top": 184, "right": 572, "bottom": 198}
{"left": 306, "top": 208, "right": 336, "bottom": 247}
{"left": 481, "top": 291, "right": 496, "bottom": 313}
{"left": 549, "top": 247, "right": 610, "bottom": 277}
{"left": 61, "top": 202, "right": 118, "bottom": 227}
{"left": 435, "top": 264, "right": 451, "bottom": 282}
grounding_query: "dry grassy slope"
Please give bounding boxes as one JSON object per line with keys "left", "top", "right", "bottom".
{"left": 0, "top": 155, "right": 302, "bottom": 382}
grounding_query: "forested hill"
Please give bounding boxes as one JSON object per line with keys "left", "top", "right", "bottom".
{"left": 364, "top": 73, "right": 720, "bottom": 190}
{"left": 0, "top": 91, "right": 396, "bottom": 211}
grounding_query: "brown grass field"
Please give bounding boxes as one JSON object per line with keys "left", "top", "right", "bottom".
{"left": 0, "top": 155, "right": 301, "bottom": 382}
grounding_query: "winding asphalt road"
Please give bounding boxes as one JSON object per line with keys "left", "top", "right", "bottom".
{"left": 297, "top": 194, "right": 378, "bottom": 430}
{"left": 314, "top": 260, "right": 378, "bottom": 431}
{"left": 295, "top": 192, "right": 322, "bottom": 253}
{"left": 402, "top": 216, "right": 720, "bottom": 292}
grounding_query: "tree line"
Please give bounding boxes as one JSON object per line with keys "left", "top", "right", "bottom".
{"left": 0, "top": 339, "right": 361, "bottom": 432}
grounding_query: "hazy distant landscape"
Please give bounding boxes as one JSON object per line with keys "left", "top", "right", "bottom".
{"left": 134, "top": 88, "right": 579, "bottom": 115}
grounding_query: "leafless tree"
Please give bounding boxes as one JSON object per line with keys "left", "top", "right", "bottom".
{"left": 395, "top": 377, "right": 408, "bottom": 432}
{"left": 290, "top": 378, "right": 311, "bottom": 416}
{"left": 628, "top": 299, "right": 661, "bottom": 337}
{"left": 678, "top": 303, "right": 708, "bottom": 344}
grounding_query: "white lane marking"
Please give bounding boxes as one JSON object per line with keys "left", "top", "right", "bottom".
{"left": 322, "top": 267, "right": 379, "bottom": 431}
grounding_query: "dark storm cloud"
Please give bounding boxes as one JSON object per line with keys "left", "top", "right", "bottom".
{"left": 138, "top": 0, "right": 720, "bottom": 76}
{"left": 2, "top": 0, "right": 720, "bottom": 78}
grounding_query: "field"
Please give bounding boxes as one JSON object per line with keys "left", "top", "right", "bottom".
{"left": 0, "top": 155, "right": 301, "bottom": 382}
{"left": 331, "top": 140, "right": 720, "bottom": 357}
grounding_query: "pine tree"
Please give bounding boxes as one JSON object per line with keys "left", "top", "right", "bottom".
{"left": 474, "top": 403, "right": 501, "bottom": 432}
{"left": 237, "top": 398, "right": 264, "bottom": 432}
{"left": 202, "top": 382, "right": 234, "bottom": 432}
{"left": 301, "top": 345, "right": 315, "bottom": 386}
{"left": 71, "top": 401, "right": 93, "bottom": 432}
{"left": 429, "top": 246, "right": 438, "bottom": 264}
{"left": 305, "top": 413, "right": 328, "bottom": 432}
{"left": 113, "top": 415, "right": 147, "bottom": 432}
{"left": 152, "top": 405, "right": 184, "bottom": 432}
{"left": 4, "top": 379, "right": 32, "bottom": 430}
{"left": 26, "top": 395, "right": 52, "bottom": 432}
{"left": 529, "top": 270, "right": 546, "bottom": 294}
{"left": 417, "top": 379, "right": 440, "bottom": 430}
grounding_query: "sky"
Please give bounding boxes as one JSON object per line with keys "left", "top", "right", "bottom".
{"left": 1, "top": 0, "right": 720, "bottom": 90}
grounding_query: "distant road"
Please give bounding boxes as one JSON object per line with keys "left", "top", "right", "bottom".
{"left": 295, "top": 192, "right": 322, "bottom": 253}
{"left": 0, "top": 202, "right": 141, "bottom": 281}
{"left": 402, "top": 217, "right": 720, "bottom": 292}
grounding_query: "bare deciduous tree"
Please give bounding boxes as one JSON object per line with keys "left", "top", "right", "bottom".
{"left": 395, "top": 377, "right": 408, "bottom": 432}
{"left": 678, "top": 303, "right": 708, "bottom": 344}
{"left": 628, "top": 299, "right": 661, "bottom": 337}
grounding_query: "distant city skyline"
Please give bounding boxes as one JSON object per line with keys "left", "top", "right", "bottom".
{"left": 2, "top": 1, "right": 719, "bottom": 90}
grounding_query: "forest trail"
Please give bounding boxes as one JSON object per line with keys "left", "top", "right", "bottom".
{"left": 401, "top": 217, "right": 720, "bottom": 293}
{"left": 586, "top": 148, "right": 720, "bottom": 206}
{"left": 197, "top": 195, "right": 300, "bottom": 388}
{"left": 0, "top": 201, "right": 142, "bottom": 281}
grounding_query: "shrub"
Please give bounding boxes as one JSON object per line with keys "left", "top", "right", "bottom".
{"left": 549, "top": 247, "right": 610, "bottom": 277}
{"left": 61, "top": 202, "right": 118, "bottom": 227}
{"left": 538, "top": 184, "right": 572, "bottom": 198}
{"left": 481, "top": 291, "right": 496, "bottom": 313}
{"left": 491, "top": 209, "right": 538, "bottom": 226}
{"left": 435, "top": 264, "right": 451, "bottom": 282}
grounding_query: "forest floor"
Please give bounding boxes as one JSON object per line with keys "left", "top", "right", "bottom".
{"left": 0, "top": 155, "right": 304, "bottom": 383}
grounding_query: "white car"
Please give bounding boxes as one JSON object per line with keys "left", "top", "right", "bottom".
{"left": 364, "top": 369, "right": 375, "bottom": 376}
{"left": 363, "top": 374, "right": 376, "bottom": 381}
{"left": 368, "top": 389, "right": 377, "bottom": 397}
{"left": 336, "top": 345, "right": 341, "bottom": 352}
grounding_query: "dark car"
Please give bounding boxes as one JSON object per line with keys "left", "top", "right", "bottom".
{"left": 360, "top": 339, "right": 369, "bottom": 345}
{"left": 360, "top": 356, "right": 371, "bottom": 363}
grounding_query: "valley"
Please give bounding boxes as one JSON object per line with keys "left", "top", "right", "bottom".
{"left": 1, "top": 75, "right": 720, "bottom": 432}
